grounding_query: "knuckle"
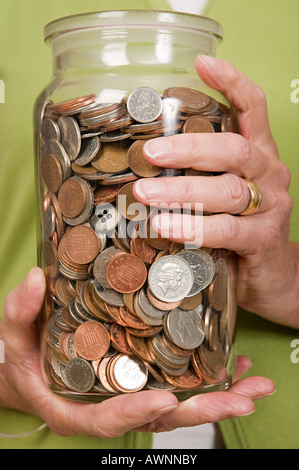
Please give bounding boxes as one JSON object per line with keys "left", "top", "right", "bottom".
{"left": 218, "top": 214, "right": 241, "bottom": 244}
{"left": 221, "top": 173, "right": 248, "bottom": 211}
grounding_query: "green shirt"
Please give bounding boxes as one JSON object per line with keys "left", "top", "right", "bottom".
{"left": 0, "top": 0, "right": 298, "bottom": 449}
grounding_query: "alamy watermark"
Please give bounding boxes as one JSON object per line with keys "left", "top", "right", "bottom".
{"left": 290, "top": 79, "right": 299, "bottom": 104}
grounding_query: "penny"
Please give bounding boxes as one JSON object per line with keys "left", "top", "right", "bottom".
{"left": 91, "top": 141, "right": 130, "bottom": 174}
{"left": 74, "top": 320, "right": 110, "bottom": 361}
{"left": 208, "top": 272, "right": 227, "bottom": 312}
{"left": 93, "top": 183, "right": 124, "bottom": 205}
{"left": 146, "top": 286, "right": 181, "bottom": 311}
{"left": 127, "top": 140, "right": 163, "bottom": 177}
{"left": 183, "top": 115, "right": 215, "bottom": 133}
{"left": 161, "top": 368, "right": 201, "bottom": 390}
{"left": 125, "top": 333, "right": 155, "bottom": 364}
{"left": 41, "top": 154, "right": 63, "bottom": 193}
{"left": 130, "top": 221, "right": 157, "bottom": 264}
{"left": 65, "top": 225, "right": 100, "bottom": 264}
{"left": 178, "top": 291, "right": 203, "bottom": 311}
{"left": 148, "top": 255, "right": 194, "bottom": 302}
{"left": 163, "top": 87, "right": 211, "bottom": 114}
{"left": 58, "top": 177, "right": 87, "bottom": 219}
{"left": 127, "top": 87, "right": 163, "bottom": 123}
{"left": 125, "top": 325, "right": 162, "bottom": 338}
{"left": 118, "top": 306, "right": 149, "bottom": 330}
{"left": 165, "top": 308, "right": 205, "bottom": 350}
{"left": 106, "top": 252, "right": 147, "bottom": 294}
{"left": 49, "top": 94, "right": 97, "bottom": 115}
{"left": 64, "top": 357, "right": 95, "bottom": 392}
{"left": 137, "top": 288, "right": 166, "bottom": 320}
{"left": 97, "top": 357, "right": 118, "bottom": 393}
{"left": 110, "top": 323, "right": 134, "bottom": 355}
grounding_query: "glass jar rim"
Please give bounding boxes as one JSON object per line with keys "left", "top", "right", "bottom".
{"left": 44, "top": 10, "right": 223, "bottom": 44}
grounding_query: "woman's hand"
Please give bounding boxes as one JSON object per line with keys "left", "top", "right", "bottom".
{"left": 133, "top": 55, "right": 299, "bottom": 329}
{"left": 0, "top": 268, "right": 274, "bottom": 438}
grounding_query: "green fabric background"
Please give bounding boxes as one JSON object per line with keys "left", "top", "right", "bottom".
{"left": 0, "top": 0, "right": 298, "bottom": 449}
{"left": 206, "top": 0, "right": 299, "bottom": 449}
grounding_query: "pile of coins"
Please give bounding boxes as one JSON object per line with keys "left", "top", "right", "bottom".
{"left": 40, "top": 86, "right": 236, "bottom": 397}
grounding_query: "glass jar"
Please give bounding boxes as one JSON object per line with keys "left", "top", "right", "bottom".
{"left": 35, "top": 10, "right": 238, "bottom": 402}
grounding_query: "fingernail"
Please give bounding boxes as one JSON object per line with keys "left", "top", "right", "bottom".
{"left": 197, "top": 54, "right": 220, "bottom": 69}
{"left": 143, "top": 138, "right": 173, "bottom": 161}
{"left": 24, "top": 267, "right": 37, "bottom": 290}
{"left": 134, "top": 179, "right": 166, "bottom": 201}
{"left": 156, "top": 404, "right": 178, "bottom": 415}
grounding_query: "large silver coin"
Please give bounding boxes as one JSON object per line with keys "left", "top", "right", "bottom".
{"left": 127, "top": 87, "right": 163, "bottom": 123}
{"left": 64, "top": 357, "right": 95, "bottom": 392}
{"left": 177, "top": 249, "right": 216, "bottom": 296}
{"left": 112, "top": 354, "right": 148, "bottom": 392}
{"left": 165, "top": 308, "right": 205, "bottom": 350}
{"left": 148, "top": 255, "right": 194, "bottom": 303}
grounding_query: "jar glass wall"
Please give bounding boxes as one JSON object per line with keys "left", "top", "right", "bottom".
{"left": 34, "top": 10, "right": 237, "bottom": 402}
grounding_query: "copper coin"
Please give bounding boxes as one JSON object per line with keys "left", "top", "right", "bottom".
{"left": 127, "top": 140, "right": 163, "bottom": 177}
{"left": 118, "top": 306, "right": 149, "bottom": 330}
{"left": 91, "top": 142, "right": 130, "bottom": 174}
{"left": 161, "top": 368, "right": 202, "bottom": 390}
{"left": 65, "top": 225, "right": 100, "bottom": 265}
{"left": 97, "top": 357, "right": 118, "bottom": 393}
{"left": 41, "top": 154, "right": 63, "bottom": 193}
{"left": 125, "top": 325, "right": 162, "bottom": 337}
{"left": 125, "top": 332, "right": 155, "bottom": 364}
{"left": 208, "top": 272, "right": 227, "bottom": 312}
{"left": 73, "top": 320, "right": 110, "bottom": 361}
{"left": 146, "top": 287, "right": 181, "bottom": 311}
{"left": 93, "top": 183, "right": 124, "bottom": 205}
{"left": 183, "top": 115, "right": 215, "bottom": 134}
{"left": 106, "top": 252, "right": 147, "bottom": 294}
{"left": 163, "top": 87, "right": 211, "bottom": 114}
{"left": 130, "top": 221, "right": 157, "bottom": 264}
{"left": 109, "top": 323, "right": 134, "bottom": 355}
{"left": 58, "top": 177, "right": 87, "bottom": 219}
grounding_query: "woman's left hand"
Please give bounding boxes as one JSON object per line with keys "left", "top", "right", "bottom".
{"left": 133, "top": 55, "right": 299, "bottom": 328}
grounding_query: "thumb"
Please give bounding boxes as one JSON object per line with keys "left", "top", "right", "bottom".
{"left": 4, "top": 267, "right": 46, "bottom": 327}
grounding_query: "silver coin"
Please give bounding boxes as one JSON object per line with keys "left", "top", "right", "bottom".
{"left": 94, "top": 281, "right": 125, "bottom": 307}
{"left": 148, "top": 255, "right": 194, "bottom": 302}
{"left": 64, "top": 358, "right": 95, "bottom": 393}
{"left": 41, "top": 117, "right": 60, "bottom": 143}
{"left": 93, "top": 247, "right": 122, "bottom": 289}
{"left": 112, "top": 354, "right": 148, "bottom": 392}
{"left": 127, "top": 87, "right": 163, "bottom": 123}
{"left": 74, "top": 136, "right": 101, "bottom": 167}
{"left": 138, "top": 288, "right": 167, "bottom": 320}
{"left": 165, "top": 308, "right": 205, "bottom": 350}
{"left": 177, "top": 249, "right": 216, "bottom": 296}
{"left": 57, "top": 116, "right": 81, "bottom": 161}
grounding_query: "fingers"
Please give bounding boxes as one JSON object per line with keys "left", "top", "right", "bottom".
{"left": 150, "top": 211, "right": 255, "bottom": 254}
{"left": 45, "top": 390, "right": 178, "bottom": 438}
{"left": 141, "top": 132, "right": 270, "bottom": 180}
{"left": 4, "top": 267, "right": 46, "bottom": 326}
{"left": 136, "top": 376, "right": 275, "bottom": 434}
{"left": 134, "top": 174, "right": 254, "bottom": 215}
{"left": 195, "top": 55, "right": 279, "bottom": 156}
